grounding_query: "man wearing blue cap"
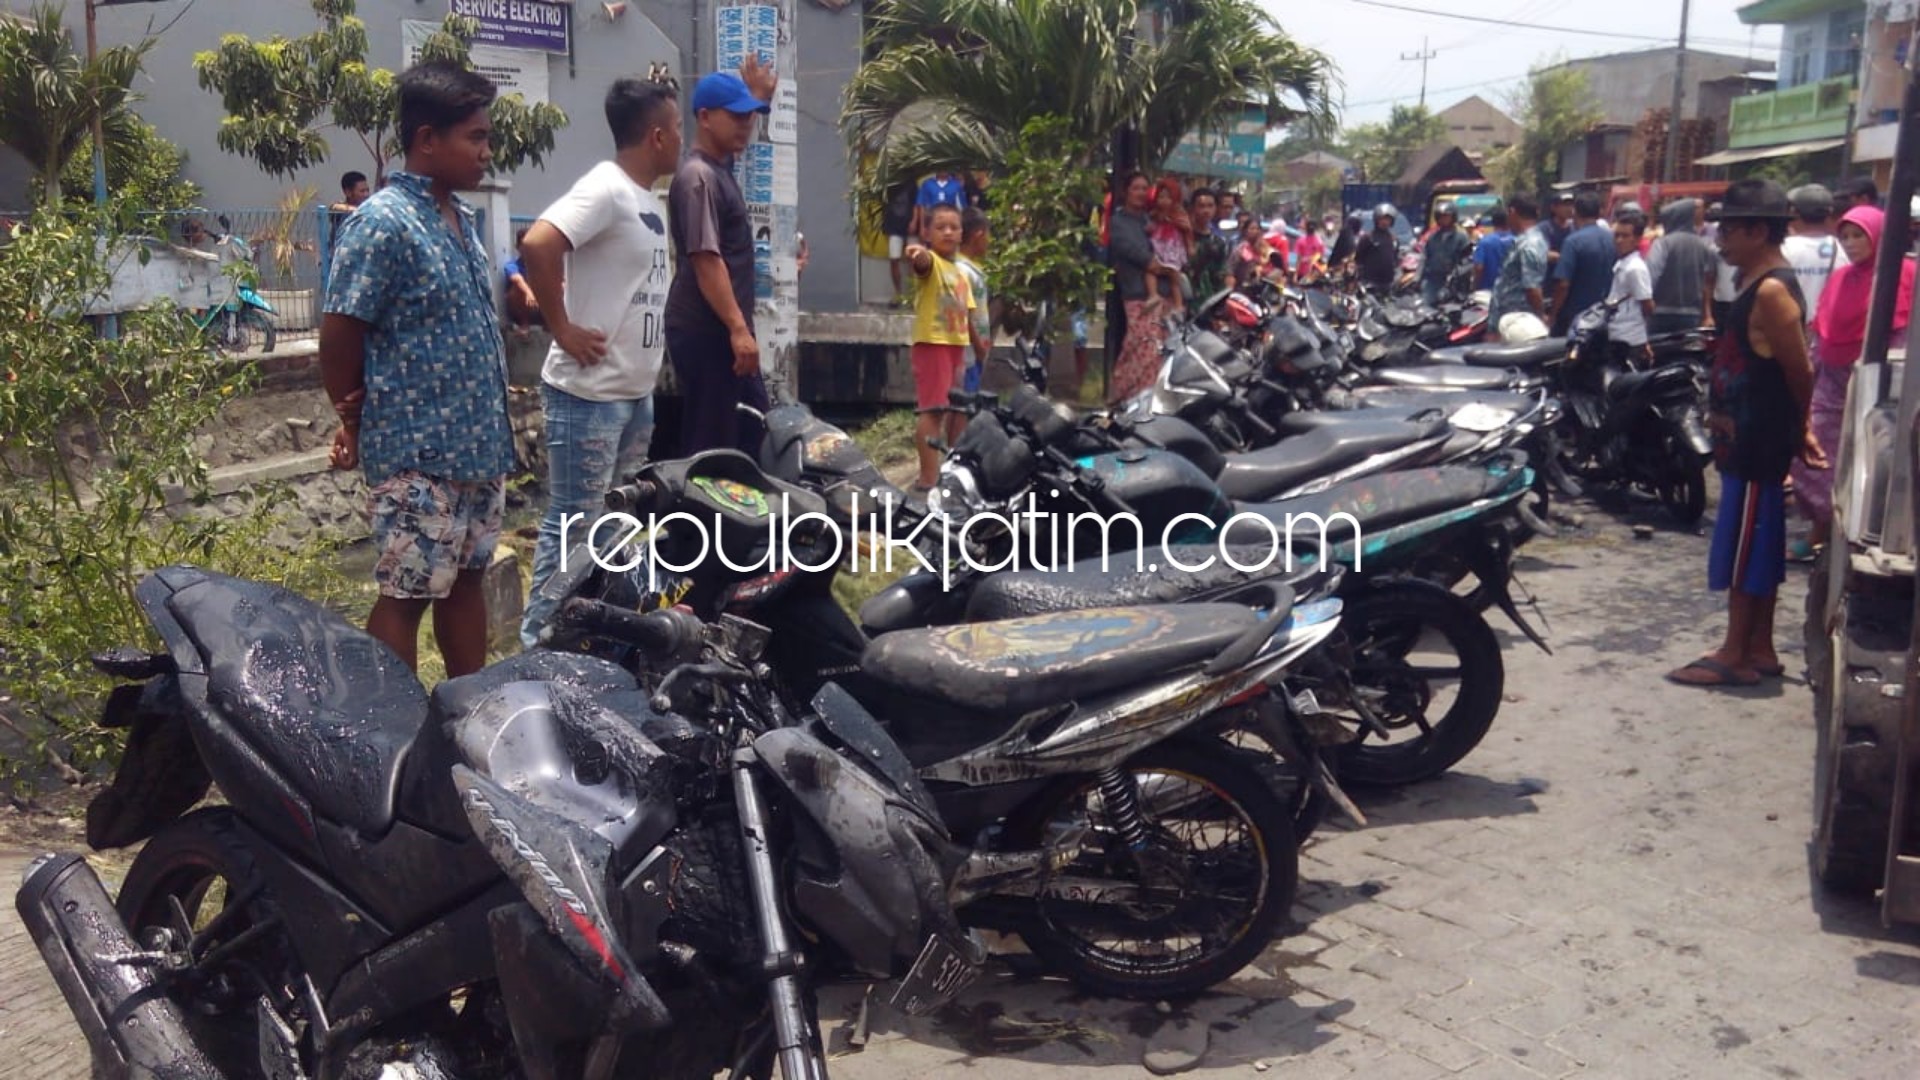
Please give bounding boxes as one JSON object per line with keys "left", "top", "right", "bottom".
{"left": 665, "top": 57, "right": 777, "bottom": 455}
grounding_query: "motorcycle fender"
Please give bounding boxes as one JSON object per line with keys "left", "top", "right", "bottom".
{"left": 808, "top": 682, "right": 940, "bottom": 819}
{"left": 452, "top": 765, "right": 670, "bottom": 1030}
{"left": 1679, "top": 408, "right": 1714, "bottom": 459}
{"left": 752, "top": 728, "right": 960, "bottom": 980}
{"left": 237, "top": 287, "right": 274, "bottom": 313}
{"left": 84, "top": 679, "right": 212, "bottom": 849}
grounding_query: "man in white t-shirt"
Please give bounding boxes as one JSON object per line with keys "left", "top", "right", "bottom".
{"left": 518, "top": 77, "right": 680, "bottom": 647}
{"left": 1606, "top": 210, "right": 1655, "bottom": 359}
{"left": 1782, "top": 184, "right": 1838, "bottom": 326}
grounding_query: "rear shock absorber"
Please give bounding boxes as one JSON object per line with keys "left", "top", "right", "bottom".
{"left": 1096, "top": 766, "right": 1150, "bottom": 851}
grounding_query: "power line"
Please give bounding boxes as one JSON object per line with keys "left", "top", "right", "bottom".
{"left": 1337, "top": 0, "right": 1764, "bottom": 48}
{"left": 1345, "top": 70, "right": 1534, "bottom": 110}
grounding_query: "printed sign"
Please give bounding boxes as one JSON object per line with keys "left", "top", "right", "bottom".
{"left": 403, "top": 21, "right": 550, "bottom": 104}
{"left": 1163, "top": 106, "right": 1268, "bottom": 183}
{"left": 449, "top": 0, "right": 570, "bottom": 54}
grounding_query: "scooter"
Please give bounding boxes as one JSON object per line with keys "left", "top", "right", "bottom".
{"left": 195, "top": 216, "right": 278, "bottom": 354}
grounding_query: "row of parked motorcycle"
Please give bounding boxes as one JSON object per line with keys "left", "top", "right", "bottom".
{"left": 15, "top": 279, "right": 1722, "bottom": 1080}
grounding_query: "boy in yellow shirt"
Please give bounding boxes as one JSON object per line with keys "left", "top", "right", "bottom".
{"left": 905, "top": 203, "right": 987, "bottom": 492}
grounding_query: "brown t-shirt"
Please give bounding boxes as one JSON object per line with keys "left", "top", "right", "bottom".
{"left": 665, "top": 149, "right": 756, "bottom": 339}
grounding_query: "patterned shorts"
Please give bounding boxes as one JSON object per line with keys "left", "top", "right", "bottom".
{"left": 368, "top": 470, "right": 505, "bottom": 600}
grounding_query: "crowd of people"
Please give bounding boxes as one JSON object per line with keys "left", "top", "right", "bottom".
{"left": 319, "top": 58, "right": 782, "bottom": 674}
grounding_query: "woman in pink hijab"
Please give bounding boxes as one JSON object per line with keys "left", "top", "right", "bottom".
{"left": 1792, "top": 203, "right": 1915, "bottom": 559}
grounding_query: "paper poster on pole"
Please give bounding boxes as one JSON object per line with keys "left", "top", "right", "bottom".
{"left": 403, "top": 21, "right": 550, "bottom": 104}
{"left": 716, "top": 0, "right": 799, "bottom": 394}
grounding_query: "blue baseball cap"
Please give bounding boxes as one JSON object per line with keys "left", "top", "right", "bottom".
{"left": 691, "top": 72, "right": 771, "bottom": 115}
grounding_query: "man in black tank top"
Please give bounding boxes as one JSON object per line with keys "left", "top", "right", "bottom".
{"left": 1669, "top": 180, "right": 1828, "bottom": 688}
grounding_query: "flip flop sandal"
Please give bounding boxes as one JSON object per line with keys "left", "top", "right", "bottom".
{"left": 1665, "top": 657, "right": 1761, "bottom": 688}
{"left": 1755, "top": 662, "right": 1787, "bottom": 678}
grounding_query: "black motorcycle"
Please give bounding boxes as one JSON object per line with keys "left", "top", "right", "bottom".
{"left": 18, "top": 569, "right": 983, "bottom": 1080}
{"left": 554, "top": 450, "right": 1335, "bottom": 1000}
{"left": 1546, "top": 302, "right": 1716, "bottom": 525}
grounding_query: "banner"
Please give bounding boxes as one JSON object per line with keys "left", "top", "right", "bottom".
{"left": 403, "top": 21, "right": 551, "bottom": 104}
{"left": 716, "top": 0, "right": 799, "bottom": 395}
{"left": 449, "top": 0, "right": 570, "bottom": 54}
{"left": 1163, "top": 107, "right": 1268, "bottom": 183}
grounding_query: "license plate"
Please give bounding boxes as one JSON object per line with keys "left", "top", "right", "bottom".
{"left": 888, "top": 934, "right": 979, "bottom": 1016}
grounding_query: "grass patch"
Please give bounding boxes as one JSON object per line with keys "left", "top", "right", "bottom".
{"left": 847, "top": 408, "right": 920, "bottom": 473}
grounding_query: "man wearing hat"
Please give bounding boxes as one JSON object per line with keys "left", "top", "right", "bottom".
{"left": 1782, "top": 184, "right": 1838, "bottom": 326}
{"left": 664, "top": 58, "right": 777, "bottom": 455}
{"left": 1669, "top": 179, "right": 1825, "bottom": 689}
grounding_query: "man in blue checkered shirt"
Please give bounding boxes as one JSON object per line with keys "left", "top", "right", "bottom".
{"left": 321, "top": 61, "right": 512, "bottom": 677}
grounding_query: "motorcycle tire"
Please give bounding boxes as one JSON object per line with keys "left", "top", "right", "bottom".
{"left": 115, "top": 808, "right": 295, "bottom": 1077}
{"left": 1661, "top": 457, "right": 1707, "bottom": 527}
{"left": 246, "top": 310, "right": 278, "bottom": 355}
{"left": 1333, "top": 581, "right": 1504, "bottom": 787}
{"left": 1005, "top": 740, "right": 1297, "bottom": 1000}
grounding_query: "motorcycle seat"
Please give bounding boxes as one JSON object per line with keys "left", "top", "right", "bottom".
{"left": 964, "top": 551, "right": 1334, "bottom": 623}
{"left": 1457, "top": 339, "right": 1564, "bottom": 367}
{"left": 1604, "top": 364, "right": 1694, "bottom": 405}
{"left": 860, "top": 603, "right": 1269, "bottom": 716}
{"left": 146, "top": 568, "right": 431, "bottom": 836}
{"left": 1368, "top": 364, "right": 1519, "bottom": 391}
{"left": 1214, "top": 416, "right": 1449, "bottom": 501}
{"left": 1221, "top": 459, "right": 1525, "bottom": 550}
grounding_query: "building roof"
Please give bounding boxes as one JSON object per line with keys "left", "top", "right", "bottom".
{"left": 1397, "top": 143, "right": 1481, "bottom": 187}
{"left": 1436, "top": 95, "right": 1519, "bottom": 127}
{"left": 1286, "top": 150, "right": 1352, "bottom": 171}
{"left": 1737, "top": 0, "right": 1859, "bottom": 26}
{"left": 1538, "top": 45, "right": 1773, "bottom": 76}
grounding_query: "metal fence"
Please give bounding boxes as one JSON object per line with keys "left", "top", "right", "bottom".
{"left": 150, "top": 208, "right": 329, "bottom": 337}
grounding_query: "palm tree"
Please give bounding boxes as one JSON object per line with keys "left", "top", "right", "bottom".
{"left": 842, "top": 0, "right": 1337, "bottom": 197}
{"left": 0, "top": 2, "right": 150, "bottom": 207}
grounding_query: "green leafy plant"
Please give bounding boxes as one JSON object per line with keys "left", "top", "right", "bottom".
{"left": 0, "top": 201, "right": 332, "bottom": 791}
{"left": 843, "top": 0, "right": 1335, "bottom": 208}
{"left": 1486, "top": 63, "right": 1601, "bottom": 198}
{"left": 0, "top": 1, "right": 151, "bottom": 207}
{"left": 982, "top": 117, "right": 1109, "bottom": 331}
{"left": 255, "top": 185, "right": 320, "bottom": 282}
{"left": 1342, "top": 104, "right": 1447, "bottom": 184}
{"left": 193, "top": 0, "right": 566, "bottom": 184}
{"left": 52, "top": 112, "right": 201, "bottom": 214}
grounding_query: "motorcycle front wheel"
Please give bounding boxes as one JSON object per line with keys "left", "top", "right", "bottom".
{"left": 1659, "top": 455, "right": 1707, "bottom": 527}
{"left": 1005, "top": 740, "right": 1297, "bottom": 1000}
{"left": 1329, "top": 581, "right": 1504, "bottom": 787}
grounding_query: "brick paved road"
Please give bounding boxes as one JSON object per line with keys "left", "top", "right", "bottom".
{"left": 6, "top": 501, "right": 1920, "bottom": 1078}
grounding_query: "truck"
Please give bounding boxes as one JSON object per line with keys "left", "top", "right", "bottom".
{"left": 1806, "top": 50, "right": 1920, "bottom": 926}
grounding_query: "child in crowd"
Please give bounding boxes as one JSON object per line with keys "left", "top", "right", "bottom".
{"left": 904, "top": 203, "right": 984, "bottom": 492}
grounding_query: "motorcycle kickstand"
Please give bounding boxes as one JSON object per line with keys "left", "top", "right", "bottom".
{"left": 732, "top": 749, "right": 826, "bottom": 1080}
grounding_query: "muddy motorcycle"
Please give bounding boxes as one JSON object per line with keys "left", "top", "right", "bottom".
{"left": 16, "top": 569, "right": 985, "bottom": 1080}
{"left": 1542, "top": 302, "right": 1715, "bottom": 525}
{"left": 544, "top": 449, "right": 1351, "bottom": 998}
{"left": 755, "top": 400, "right": 1539, "bottom": 788}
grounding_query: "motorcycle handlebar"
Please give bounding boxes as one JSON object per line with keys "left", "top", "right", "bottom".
{"left": 605, "top": 479, "right": 668, "bottom": 515}
{"left": 558, "top": 598, "right": 701, "bottom": 657}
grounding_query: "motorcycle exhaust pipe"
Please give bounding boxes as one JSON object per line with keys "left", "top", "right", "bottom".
{"left": 14, "top": 852, "right": 219, "bottom": 1080}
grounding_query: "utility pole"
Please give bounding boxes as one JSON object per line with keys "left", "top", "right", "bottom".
{"left": 1401, "top": 37, "right": 1437, "bottom": 108}
{"left": 1664, "top": 0, "right": 1692, "bottom": 183}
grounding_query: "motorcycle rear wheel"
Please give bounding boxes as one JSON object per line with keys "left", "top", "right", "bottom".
{"left": 1331, "top": 582, "right": 1504, "bottom": 787}
{"left": 1005, "top": 740, "right": 1297, "bottom": 1000}
{"left": 115, "top": 808, "right": 295, "bottom": 1078}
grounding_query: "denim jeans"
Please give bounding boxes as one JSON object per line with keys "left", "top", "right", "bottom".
{"left": 521, "top": 384, "right": 654, "bottom": 648}
{"left": 1421, "top": 279, "right": 1444, "bottom": 307}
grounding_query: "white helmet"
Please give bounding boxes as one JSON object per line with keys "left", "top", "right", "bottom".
{"left": 1498, "top": 312, "right": 1549, "bottom": 342}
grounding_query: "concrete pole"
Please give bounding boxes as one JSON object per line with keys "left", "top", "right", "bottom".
{"left": 1664, "top": 0, "right": 1692, "bottom": 183}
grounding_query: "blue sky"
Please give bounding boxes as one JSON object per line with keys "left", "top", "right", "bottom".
{"left": 1259, "top": 0, "right": 1784, "bottom": 134}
